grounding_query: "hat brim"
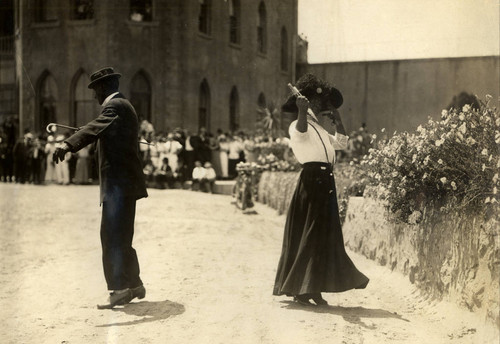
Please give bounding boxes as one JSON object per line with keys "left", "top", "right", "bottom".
{"left": 87, "top": 73, "right": 121, "bottom": 89}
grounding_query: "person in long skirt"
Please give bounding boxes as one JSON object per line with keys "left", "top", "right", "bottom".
{"left": 273, "top": 73, "right": 369, "bottom": 306}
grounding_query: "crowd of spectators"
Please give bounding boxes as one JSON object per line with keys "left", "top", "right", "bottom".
{"left": 0, "top": 116, "right": 374, "bottom": 190}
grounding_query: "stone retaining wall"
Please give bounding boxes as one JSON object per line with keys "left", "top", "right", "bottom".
{"left": 343, "top": 197, "right": 500, "bottom": 328}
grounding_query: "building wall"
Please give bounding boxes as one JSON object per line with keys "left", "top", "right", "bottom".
{"left": 298, "top": 56, "right": 500, "bottom": 134}
{"left": 17, "top": 0, "right": 297, "bottom": 135}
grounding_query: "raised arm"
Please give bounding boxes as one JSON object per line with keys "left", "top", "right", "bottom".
{"left": 295, "top": 95, "right": 310, "bottom": 133}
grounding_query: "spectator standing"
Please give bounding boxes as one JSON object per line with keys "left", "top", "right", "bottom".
{"left": 228, "top": 134, "right": 243, "bottom": 179}
{"left": 13, "top": 132, "right": 32, "bottom": 183}
{"left": 161, "top": 133, "right": 183, "bottom": 173}
{"left": 55, "top": 134, "right": 71, "bottom": 185}
{"left": 44, "top": 135, "right": 57, "bottom": 183}
{"left": 218, "top": 133, "right": 229, "bottom": 179}
{"left": 74, "top": 145, "right": 90, "bottom": 184}
{"left": 184, "top": 130, "right": 195, "bottom": 179}
{"left": 30, "top": 137, "right": 45, "bottom": 185}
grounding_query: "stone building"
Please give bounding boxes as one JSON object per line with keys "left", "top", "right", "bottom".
{"left": 3, "top": 0, "right": 297, "bottom": 135}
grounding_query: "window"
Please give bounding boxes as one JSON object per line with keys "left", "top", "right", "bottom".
{"left": 257, "top": 93, "right": 266, "bottom": 108}
{"left": 199, "top": 79, "right": 211, "bottom": 131}
{"left": 280, "top": 27, "right": 288, "bottom": 71}
{"left": 34, "top": 0, "right": 58, "bottom": 23}
{"left": 70, "top": 0, "right": 94, "bottom": 20}
{"left": 0, "top": 85, "right": 16, "bottom": 116}
{"left": 229, "top": 0, "right": 240, "bottom": 44}
{"left": 71, "top": 70, "right": 95, "bottom": 127}
{"left": 257, "top": 2, "right": 267, "bottom": 53}
{"left": 130, "top": 0, "right": 152, "bottom": 22}
{"left": 37, "top": 71, "right": 58, "bottom": 132}
{"left": 130, "top": 71, "right": 152, "bottom": 122}
{"left": 198, "top": 0, "right": 211, "bottom": 35}
{"left": 229, "top": 86, "right": 239, "bottom": 132}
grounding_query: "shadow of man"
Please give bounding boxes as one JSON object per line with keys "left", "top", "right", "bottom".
{"left": 97, "top": 300, "right": 185, "bottom": 327}
{"left": 282, "top": 301, "right": 409, "bottom": 329}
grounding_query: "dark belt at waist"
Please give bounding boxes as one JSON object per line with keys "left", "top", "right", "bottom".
{"left": 302, "top": 161, "right": 333, "bottom": 171}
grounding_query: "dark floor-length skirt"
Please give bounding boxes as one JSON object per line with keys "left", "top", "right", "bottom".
{"left": 273, "top": 162, "right": 369, "bottom": 296}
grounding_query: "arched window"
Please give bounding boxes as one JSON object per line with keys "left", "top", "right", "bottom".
{"left": 199, "top": 79, "right": 211, "bottom": 131}
{"left": 130, "top": 0, "right": 152, "bottom": 22}
{"left": 229, "top": 0, "right": 240, "bottom": 44}
{"left": 257, "top": 2, "right": 267, "bottom": 53}
{"left": 229, "top": 86, "right": 239, "bottom": 132}
{"left": 71, "top": 70, "right": 96, "bottom": 127}
{"left": 34, "top": 0, "right": 58, "bottom": 22}
{"left": 257, "top": 93, "right": 266, "bottom": 108}
{"left": 280, "top": 27, "right": 288, "bottom": 71}
{"left": 198, "top": 0, "right": 211, "bottom": 35}
{"left": 70, "top": 0, "right": 94, "bottom": 20}
{"left": 130, "top": 70, "right": 152, "bottom": 122}
{"left": 37, "top": 71, "right": 58, "bottom": 132}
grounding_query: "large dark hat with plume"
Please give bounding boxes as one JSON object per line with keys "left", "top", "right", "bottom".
{"left": 282, "top": 73, "right": 343, "bottom": 112}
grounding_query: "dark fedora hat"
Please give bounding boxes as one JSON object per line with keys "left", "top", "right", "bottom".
{"left": 87, "top": 67, "right": 121, "bottom": 89}
{"left": 282, "top": 73, "right": 343, "bottom": 112}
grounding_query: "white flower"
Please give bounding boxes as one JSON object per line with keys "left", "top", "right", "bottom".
{"left": 381, "top": 128, "right": 386, "bottom": 133}
{"left": 441, "top": 110, "right": 448, "bottom": 118}
{"left": 440, "top": 177, "right": 447, "bottom": 184}
{"left": 482, "top": 164, "right": 486, "bottom": 171}
{"left": 349, "top": 161, "right": 354, "bottom": 166}
{"left": 459, "top": 114, "right": 465, "bottom": 121}
{"left": 423, "top": 172, "right": 428, "bottom": 180}
{"left": 489, "top": 154, "right": 493, "bottom": 162}
{"left": 435, "top": 139, "right": 443, "bottom": 147}
{"left": 412, "top": 154, "right": 417, "bottom": 163}
{"left": 466, "top": 137, "right": 476, "bottom": 145}
{"left": 462, "top": 104, "right": 471, "bottom": 112}
{"left": 494, "top": 187, "right": 498, "bottom": 195}
{"left": 481, "top": 149, "right": 488, "bottom": 156}
{"left": 493, "top": 173, "right": 499, "bottom": 183}
{"left": 458, "top": 123, "right": 466, "bottom": 134}
{"left": 485, "top": 197, "right": 491, "bottom": 204}
{"left": 438, "top": 159, "right": 443, "bottom": 165}
{"left": 451, "top": 181, "right": 457, "bottom": 190}
{"left": 391, "top": 171, "right": 398, "bottom": 178}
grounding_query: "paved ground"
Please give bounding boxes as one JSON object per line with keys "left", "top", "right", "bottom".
{"left": 0, "top": 184, "right": 498, "bottom": 344}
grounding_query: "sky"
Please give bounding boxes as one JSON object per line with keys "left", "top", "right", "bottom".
{"left": 298, "top": 0, "right": 500, "bottom": 63}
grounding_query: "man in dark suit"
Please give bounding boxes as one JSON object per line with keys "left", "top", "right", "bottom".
{"left": 53, "top": 67, "right": 148, "bottom": 309}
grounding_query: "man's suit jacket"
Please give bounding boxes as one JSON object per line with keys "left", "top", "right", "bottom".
{"left": 65, "top": 93, "right": 148, "bottom": 203}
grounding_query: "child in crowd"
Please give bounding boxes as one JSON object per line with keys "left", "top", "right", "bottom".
{"left": 155, "top": 157, "right": 175, "bottom": 189}
{"left": 191, "top": 161, "right": 206, "bottom": 191}
{"left": 204, "top": 161, "right": 217, "bottom": 193}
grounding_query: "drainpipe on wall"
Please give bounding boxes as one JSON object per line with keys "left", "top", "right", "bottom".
{"left": 14, "top": 0, "right": 23, "bottom": 137}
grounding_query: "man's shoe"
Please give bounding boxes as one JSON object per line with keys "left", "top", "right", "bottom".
{"left": 131, "top": 285, "right": 146, "bottom": 300}
{"left": 97, "top": 289, "right": 133, "bottom": 309}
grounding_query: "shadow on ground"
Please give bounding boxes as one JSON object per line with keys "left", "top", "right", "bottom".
{"left": 97, "top": 300, "right": 185, "bottom": 327}
{"left": 282, "top": 301, "right": 409, "bottom": 329}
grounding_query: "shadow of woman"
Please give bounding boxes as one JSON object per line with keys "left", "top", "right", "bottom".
{"left": 282, "top": 301, "right": 409, "bottom": 329}
{"left": 97, "top": 300, "right": 185, "bottom": 327}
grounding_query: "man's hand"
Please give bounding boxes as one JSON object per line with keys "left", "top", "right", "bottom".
{"left": 53, "top": 143, "right": 71, "bottom": 164}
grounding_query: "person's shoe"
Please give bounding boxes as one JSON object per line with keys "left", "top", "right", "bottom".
{"left": 294, "top": 294, "right": 314, "bottom": 306}
{"left": 97, "top": 289, "right": 133, "bottom": 309}
{"left": 311, "top": 293, "right": 328, "bottom": 306}
{"left": 131, "top": 285, "right": 146, "bottom": 300}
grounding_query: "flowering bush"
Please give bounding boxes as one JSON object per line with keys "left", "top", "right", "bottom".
{"left": 360, "top": 96, "right": 499, "bottom": 222}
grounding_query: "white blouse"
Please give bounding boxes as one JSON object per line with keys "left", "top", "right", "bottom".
{"left": 289, "top": 120, "right": 349, "bottom": 164}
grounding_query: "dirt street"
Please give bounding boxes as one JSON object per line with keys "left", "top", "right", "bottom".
{"left": 0, "top": 184, "right": 498, "bottom": 344}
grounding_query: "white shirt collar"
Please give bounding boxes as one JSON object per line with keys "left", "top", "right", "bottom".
{"left": 102, "top": 92, "right": 119, "bottom": 106}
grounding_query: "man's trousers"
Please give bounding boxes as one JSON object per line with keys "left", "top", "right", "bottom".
{"left": 100, "top": 196, "right": 143, "bottom": 290}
